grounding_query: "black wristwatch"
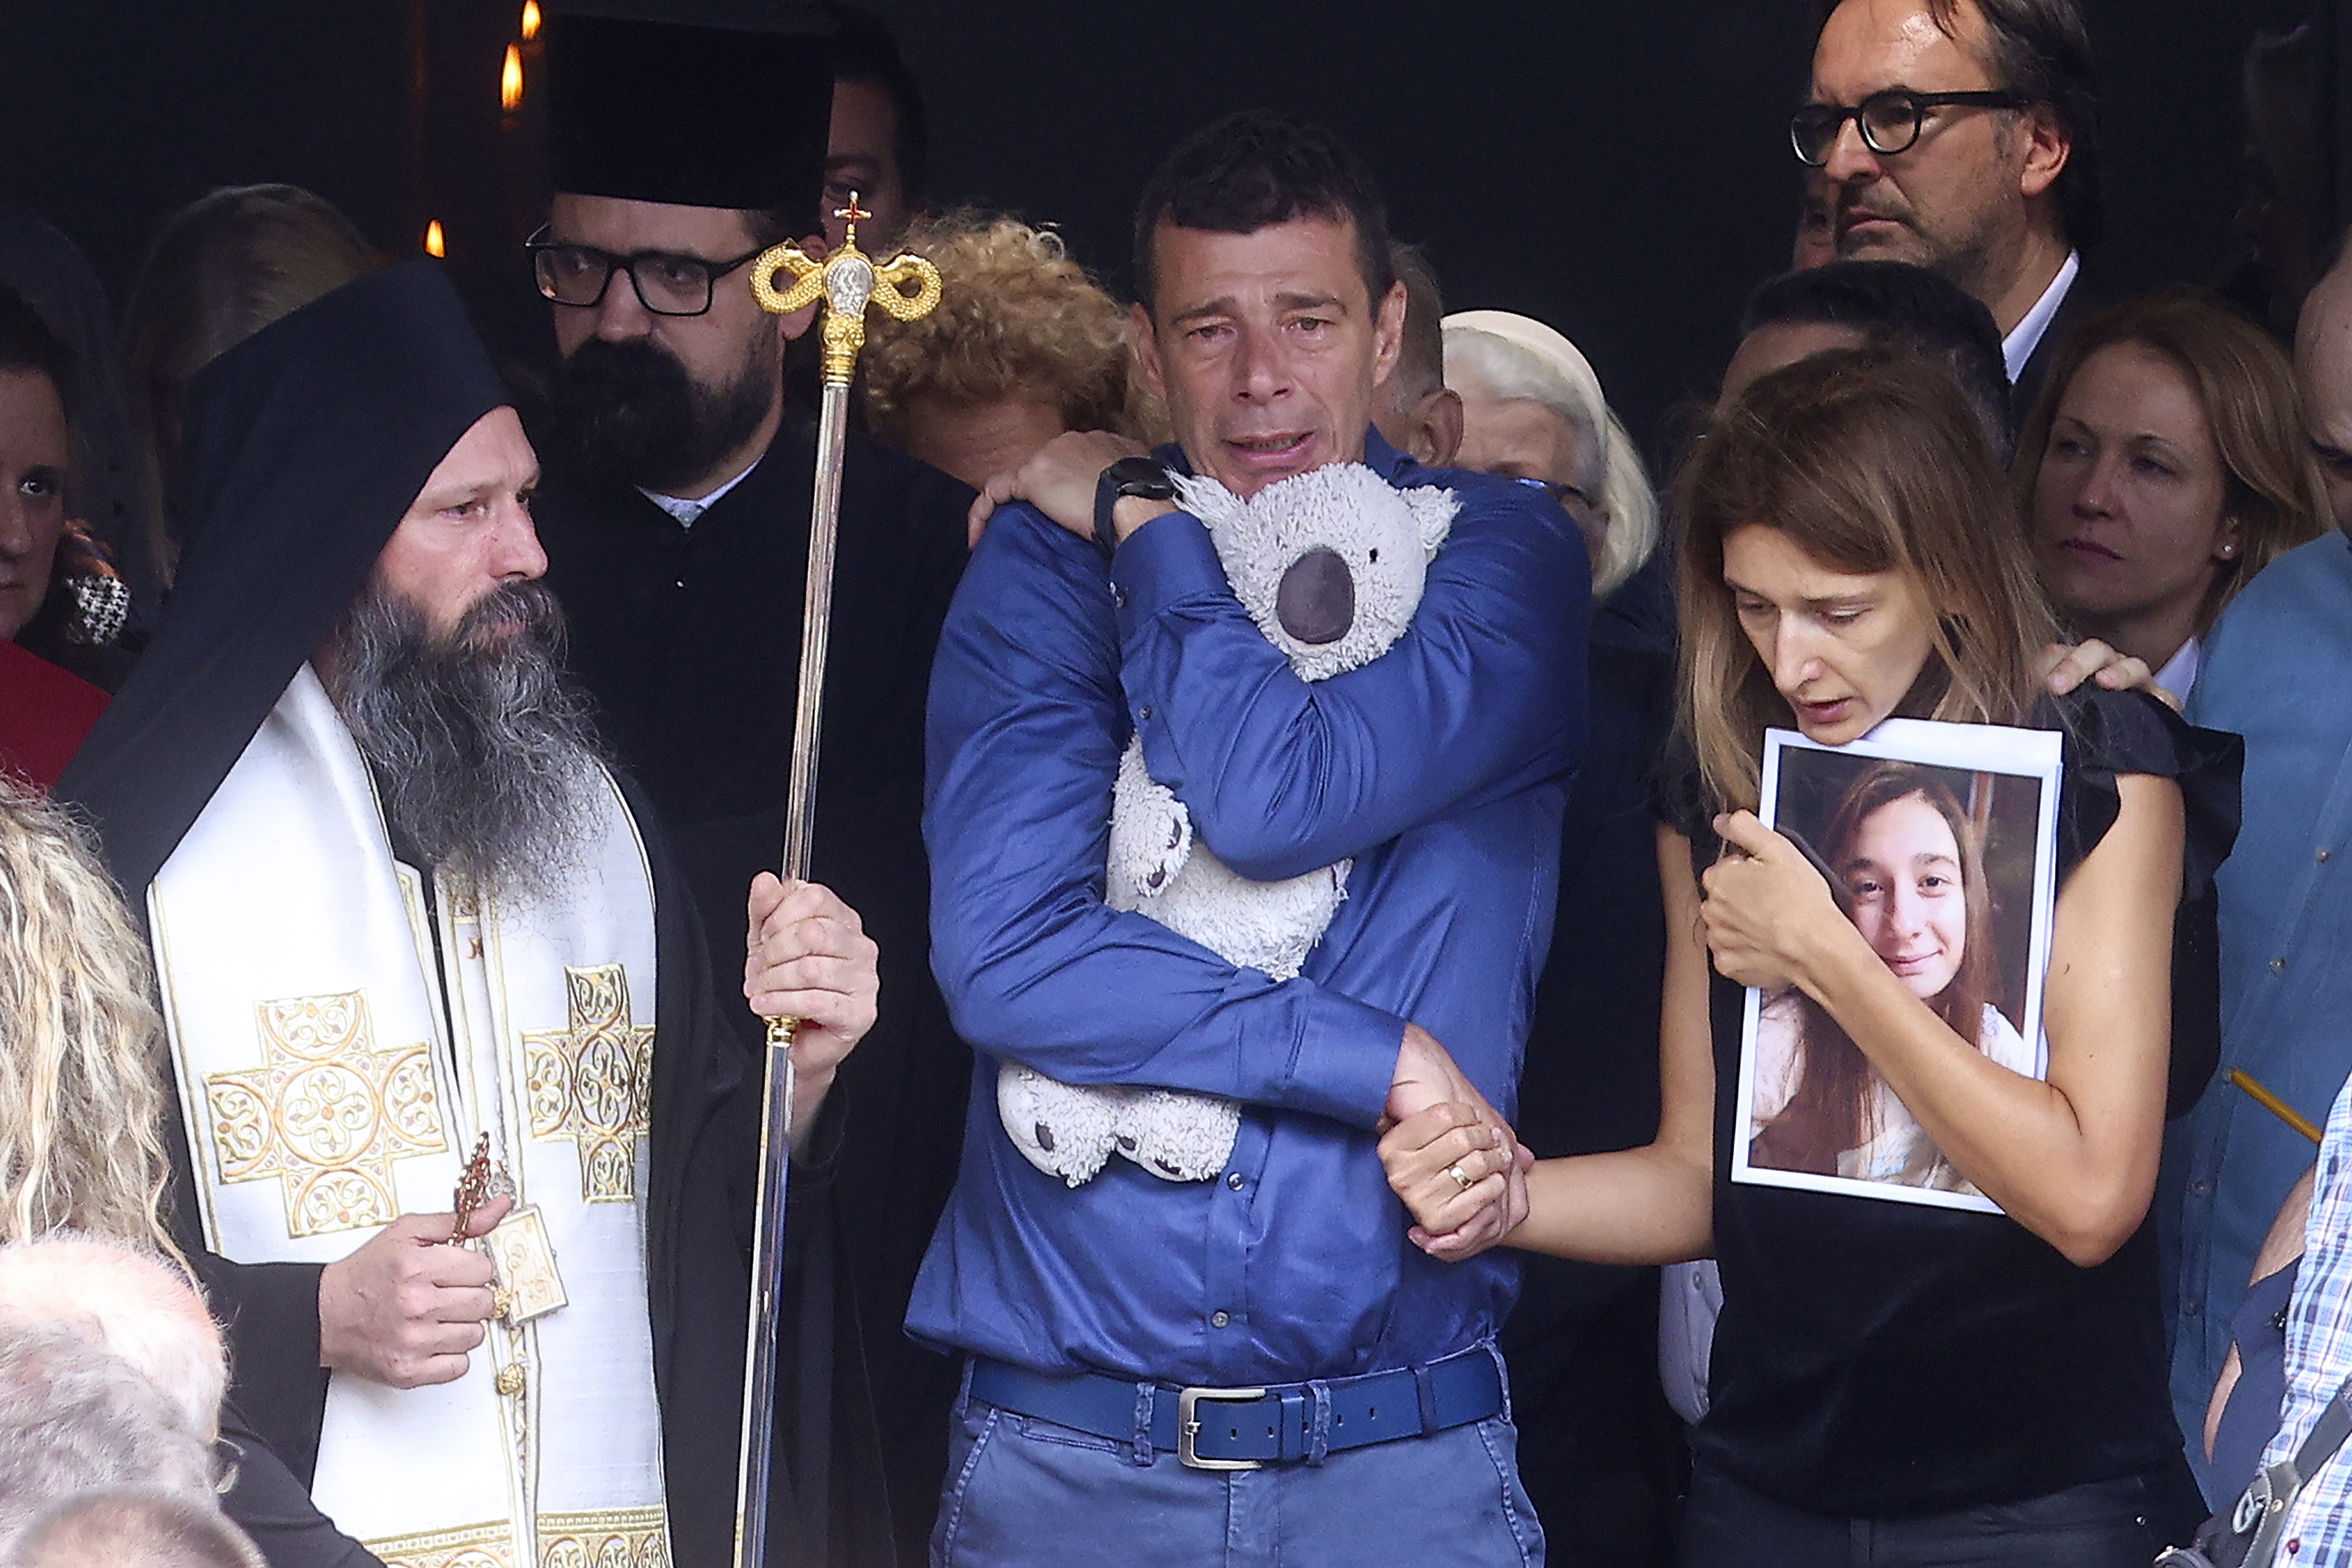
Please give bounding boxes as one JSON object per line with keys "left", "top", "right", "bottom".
{"left": 1093, "top": 456, "right": 1176, "bottom": 557}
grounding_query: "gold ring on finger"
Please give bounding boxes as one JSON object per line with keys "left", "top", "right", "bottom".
{"left": 1447, "top": 1162, "right": 1475, "bottom": 1193}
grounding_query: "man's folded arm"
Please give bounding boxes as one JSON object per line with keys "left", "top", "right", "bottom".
{"left": 926, "top": 512, "right": 1403, "bottom": 1129}
{"left": 1111, "top": 482, "right": 1588, "bottom": 882}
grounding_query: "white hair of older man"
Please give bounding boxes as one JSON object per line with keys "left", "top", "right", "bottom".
{"left": 0, "top": 1323, "right": 219, "bottom": 1546}
{"left": 0, "top": 1236, "right": 226, "bottom": 1442}
{"left": 1441, "top": 310, "right": 1661, "bottom": 600}
{"left": 4, "top": 1488, "right": 262, "bottom": 1568}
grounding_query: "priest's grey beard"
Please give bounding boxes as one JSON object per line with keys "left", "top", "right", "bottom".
{"left": 550, "top": 334, "right": 774, "bottom": 493}
{"left": 325, "top": 580, "right": 610, "bottom": 903}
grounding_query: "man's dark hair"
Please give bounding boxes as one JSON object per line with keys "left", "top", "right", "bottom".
{"left": 1742, "top": 259, "right": 2012, "bottom": 455}
{"left": 823, "top": 2, "right": 929, "bottom": 200}
{"left": 1132, "top": 112, "right": 1394, "bottom": 317}
{"left": 1819, "top": 0, "right": 2103, "bottom": 249}
{"left": 1388, "top": 240, "right": 1447, "bottom": 401}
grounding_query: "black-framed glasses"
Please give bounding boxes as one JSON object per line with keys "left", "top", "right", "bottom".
{"left": 1790, "top": 88, "right": 2031, "bottom": 166}
{"left": 524, "top": 225, "right": 768, "bottom": 316}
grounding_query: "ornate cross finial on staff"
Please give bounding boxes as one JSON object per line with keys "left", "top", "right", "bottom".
{"left": 750, "top": 192, "right": 942, "bottom": 389}
{"left": 730, "top": 192, "right": 941, "bottom": 1568}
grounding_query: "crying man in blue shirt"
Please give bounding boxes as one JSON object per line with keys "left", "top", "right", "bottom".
{"left": 910, "top": 111, "right": 1588, "bottom": 1568}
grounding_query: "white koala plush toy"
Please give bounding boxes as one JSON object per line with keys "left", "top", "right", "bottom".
{"left": 998, "top": 461, "right": 1458, "bottom": 1187}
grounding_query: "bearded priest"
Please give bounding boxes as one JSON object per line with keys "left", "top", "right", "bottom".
{"left": 56, "top": 260, "right": 872, "bottom": 1568}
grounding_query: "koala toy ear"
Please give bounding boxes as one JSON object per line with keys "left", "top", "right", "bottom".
{"left": 1172, "top": 471, "right": 1244, "bottom": 534}
{"left": 1403, "top": 486, "right": 1461, "bottom": 557}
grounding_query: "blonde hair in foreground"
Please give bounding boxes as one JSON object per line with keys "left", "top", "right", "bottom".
{"left": 1676, "top": 349, "right": 2059, "bottom": 813}
{"left": 0, "top": 778, "right": 174, "bottom": 1254}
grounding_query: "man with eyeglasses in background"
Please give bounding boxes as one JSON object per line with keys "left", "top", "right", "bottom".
{"left": 523, "top": 6, "right": 976, "bottom": 1564}
{"left": 1799, "top": 0, "right": 2103, "bottom": 423}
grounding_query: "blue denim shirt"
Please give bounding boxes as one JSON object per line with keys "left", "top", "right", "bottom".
{"left": 2171, "top": 531, "right": 2352, "bottom": 1488}
{"left": 908, "top": 431, "right": 1587, "bottom": 1384}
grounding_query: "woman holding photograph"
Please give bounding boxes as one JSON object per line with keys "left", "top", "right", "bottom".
{"left": 1747, "top": 761, "right": 2034, "bottom": 1192}
{"left": 1383, "top": 350, "right": 2238, "bottom": 1564}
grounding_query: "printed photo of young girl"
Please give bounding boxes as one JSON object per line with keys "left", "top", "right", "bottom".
{"left": 1740, "top": 729, "right": 2070, "bottom": 1213}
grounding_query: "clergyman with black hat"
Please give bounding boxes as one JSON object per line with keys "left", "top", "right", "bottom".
{"left": 56, "top": 260, "right": 879, "bottom": 1568}
{"left": 527, "top": 7, "right": 975, "bottom": 1562}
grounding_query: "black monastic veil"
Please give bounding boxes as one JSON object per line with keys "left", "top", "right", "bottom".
{"left": 59, "top": 260, "right": 508, "bottom": 897}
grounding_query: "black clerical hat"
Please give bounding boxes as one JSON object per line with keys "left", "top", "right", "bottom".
{"left": 545, "top": 2, "right": 833, "bottom": 215}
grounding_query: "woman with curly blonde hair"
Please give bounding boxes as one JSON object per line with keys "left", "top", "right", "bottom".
{"left": 0, "top": 776, "right": 174, "bottom": 1253}
{"left": 862, "top": 210, "right": 1143, "bottom": 500}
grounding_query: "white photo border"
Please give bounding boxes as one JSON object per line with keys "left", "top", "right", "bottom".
{"left": 1730, "top": 718, "right": 2065, "bottom": 1214}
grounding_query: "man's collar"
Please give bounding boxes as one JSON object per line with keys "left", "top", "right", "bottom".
{"left": 1153, "top": 425, "right": 1414, "bottom": 486}
{"left": 2002, "top": 250, "right": 2081, "bottom": 384}
{"left": 636, "top": 455, "right": 762, "bottom": 528}
{"left": 1360, "top": 425, "right": 1414, "bottom": 479}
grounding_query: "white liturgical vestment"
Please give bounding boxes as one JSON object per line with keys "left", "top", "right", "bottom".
{"left": 149, "top": 666, "right": 671, "bottom": 1568}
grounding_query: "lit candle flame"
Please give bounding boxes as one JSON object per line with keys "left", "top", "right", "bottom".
{"left": 520, "top": 1, "right": 541, "bottom": 40}
{"left": 424, "top": 220, "right": 446, "bottom": 258}
{"left": 500, "top": 44, "right": 524, "bottom": 112}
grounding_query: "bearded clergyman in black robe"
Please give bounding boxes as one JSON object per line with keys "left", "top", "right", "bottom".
{"left": 56, "top": 261, "right": 877, "bottom": 1568}
{"left": 522, "top": 11, "right": 974, "bottom": 1563}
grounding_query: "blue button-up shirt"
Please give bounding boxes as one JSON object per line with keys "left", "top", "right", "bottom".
{"left": 909, "top": 432, "right": 1587, "bottom": 1385}
{"left": 2171, "top": 531, "right": 2352, "bottom": 1486}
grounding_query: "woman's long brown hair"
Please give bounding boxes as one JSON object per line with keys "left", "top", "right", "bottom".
{"left": 1676, "top": 349, "right": 2059, "bottom": 814}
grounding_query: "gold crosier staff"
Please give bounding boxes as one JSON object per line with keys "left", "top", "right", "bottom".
{"left": 732, "top": 196, "right": 940, "bottom": 1568}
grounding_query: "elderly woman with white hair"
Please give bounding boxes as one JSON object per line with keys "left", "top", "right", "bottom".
{"left": 1440, "top": 312, "right": 1688, "bottom": 1552}
{"left": 1441, "top": 309, "right": 1661, "bottom": 600}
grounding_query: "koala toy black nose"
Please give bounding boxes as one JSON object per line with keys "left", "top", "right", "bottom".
{"left": 1276, "top": 547, "right": 1354, "bottom": 645}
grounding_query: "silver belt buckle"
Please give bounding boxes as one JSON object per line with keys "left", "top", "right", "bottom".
{"left": 1176, "top": 1384, "right": 1268, "bottom": 1470}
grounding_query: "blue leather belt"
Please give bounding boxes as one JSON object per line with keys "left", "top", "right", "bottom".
{"left": 967, "top": 1344, "right": 1504, "bottom": 1470}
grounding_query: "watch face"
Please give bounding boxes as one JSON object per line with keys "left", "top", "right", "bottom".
{"left": 1108, "top": 456, "right": 1174, "bottom": 497}
{"left": 1095, "top": 457, "right": 1171, "bottom": 554}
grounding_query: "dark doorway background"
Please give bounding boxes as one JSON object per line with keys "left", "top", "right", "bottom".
{"left": 0, "top": 0, "right": 2334, "bottom": 456}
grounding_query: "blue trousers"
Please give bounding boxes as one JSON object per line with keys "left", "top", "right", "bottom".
{"left": 930, "top": 1368, "right": 1546, "bottom": 1567}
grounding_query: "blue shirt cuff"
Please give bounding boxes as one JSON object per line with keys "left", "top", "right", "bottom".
{"left": 1283, "top": 993, "right": 1406, "bottom": 1129}
{"left": 1109, "top": 507, "right": 1228, "bottom": 635}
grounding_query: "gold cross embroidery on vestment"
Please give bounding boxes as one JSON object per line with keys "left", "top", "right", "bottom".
{"left": 523, "top": 964, "right": 654, "bottom": 1202}
{"left": 204, "top": 992, "right": 449, "bottom": 1237}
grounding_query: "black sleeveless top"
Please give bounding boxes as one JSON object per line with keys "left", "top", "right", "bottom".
{"left": 1662, "top": 687, "right": 2241, "bottom": 1514}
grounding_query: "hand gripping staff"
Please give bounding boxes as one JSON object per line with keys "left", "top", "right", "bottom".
{"left": 732, "top": 196, "right": 940, "bottom": 1568}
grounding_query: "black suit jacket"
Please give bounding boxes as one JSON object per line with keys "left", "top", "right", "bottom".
{"left": 2007, "top": 261, "right": 2108, "bottom": 435}
{"left": 533, "top": 415, "right": 975, "bottom": 1568}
